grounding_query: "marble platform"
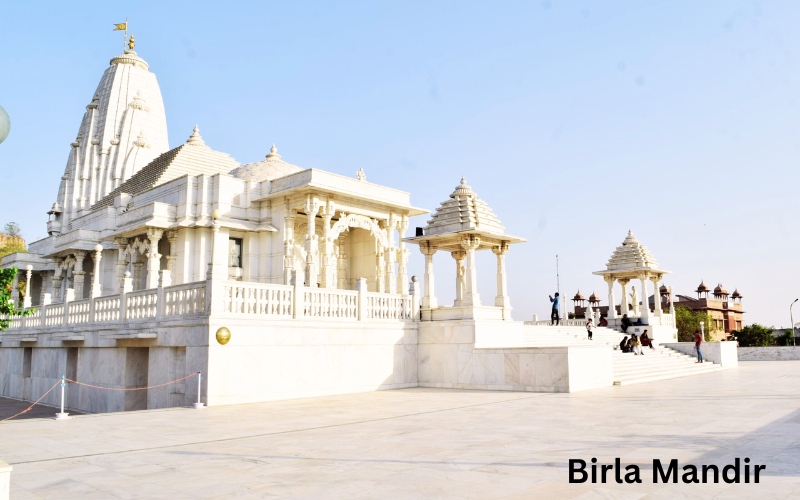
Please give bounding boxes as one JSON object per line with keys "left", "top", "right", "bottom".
{"left": 2, "top": 361, "right": 799, "bottom": 499}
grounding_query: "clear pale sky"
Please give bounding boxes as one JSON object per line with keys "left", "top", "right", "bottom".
{"left": 0, "top": 1, "right": 798, "bottom": 327}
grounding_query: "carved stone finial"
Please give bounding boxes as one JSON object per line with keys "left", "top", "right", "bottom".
{"left": 265, "top": 144, "right": 281, "bottom": 159}
{"left": 186, "top": 125, "right": 206, "bottom": 146}
{"left": 357, "top": 168, "right": 366, "bottom": 181}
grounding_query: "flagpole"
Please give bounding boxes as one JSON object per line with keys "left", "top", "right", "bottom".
{"left": 124, "top": 18, "right": 128, "bottom": 52}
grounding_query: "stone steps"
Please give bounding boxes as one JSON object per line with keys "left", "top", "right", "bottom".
{"left": 523, "top": 325, "right": 722, "bottom": 387}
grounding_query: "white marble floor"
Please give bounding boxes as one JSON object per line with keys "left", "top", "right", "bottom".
{"left": 2, "top": 361, "right": 800, "bottom": 499}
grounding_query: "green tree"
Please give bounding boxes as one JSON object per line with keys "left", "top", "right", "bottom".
{"left": 675, "top": 306, "right": 713, "bottom": 342}
{"left": 0, "top": 266, "right": 35, "bottom": 331}
{"left": 0, "top": 239, "right": 26, "bottom": 258}
{"left": 3, "top": 222, "right": 21, "bottom": 238}
{"left": 731, "top": 324, "right": 774, "bottom": 347}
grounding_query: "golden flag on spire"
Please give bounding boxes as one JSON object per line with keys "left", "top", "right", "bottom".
{"left": 113, "top": 23, "right": 127, "bottom": 31}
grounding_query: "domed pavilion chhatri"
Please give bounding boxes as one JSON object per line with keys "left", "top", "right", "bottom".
{"left": 592, "top": 230, "right": 678, "bottom": 343}
{"left": 403, "top": 177, "right": 525, "bottom": 321}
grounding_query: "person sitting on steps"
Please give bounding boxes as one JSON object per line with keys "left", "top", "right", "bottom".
{"left": 630, "top": 333, "right": 642, "bottom": 355}
{"left": 599, "top": 316, "right": 608, "bottom": 327}
{"left": 640, "top": 330, "right": 654, "bottom": 350}
{"left": 619, "top": 335, "right": 630, "bottom": 353}
{"left": 621, "top": 314, "right": 632, "bottom": 333}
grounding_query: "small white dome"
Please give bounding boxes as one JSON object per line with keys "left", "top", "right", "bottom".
{"left": 229, "top": 144, "right": 303, "bottom": 182}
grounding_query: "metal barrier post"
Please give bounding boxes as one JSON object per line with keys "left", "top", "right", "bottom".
{"left": 193, "top": 371, "right": 204, "bottom": 409}
{"left": 54, "top": 375, "right": 70, "bottom": 420}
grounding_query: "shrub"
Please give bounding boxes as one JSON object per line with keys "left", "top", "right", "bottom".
{"left": 731, "top": 324, "right": 775, "bottom": 347}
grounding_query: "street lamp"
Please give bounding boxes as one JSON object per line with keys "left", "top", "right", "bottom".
{"left": 791, "top": 299, "right": 798, "bottom": 347}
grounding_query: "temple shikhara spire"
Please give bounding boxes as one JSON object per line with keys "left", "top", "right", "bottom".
{"left": 48, "top": 34, "right": 169, "bottom": 234}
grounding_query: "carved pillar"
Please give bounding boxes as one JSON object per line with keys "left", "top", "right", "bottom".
{"left": 91, "top": 244, "right": 103, "bottom": 298}
{"left": 618, "top": 278, "right": 630, "bottom": 317}
{"left": 604, "top": 276, "right": 617, "bottom": 319}
{"left": 492, "top": 241, "right": 511, "bottom": 309}
{"left": 651, "top": 275, "right": 663, "bottom": 317}
{"left": 639, "top": 274, "right": 650, "bottom": 322}
{"left": 73, "top": 251, "right": 87, "bottom": 299}
{"left": 283, "top": 212, "right": 295, "bottom": 285}
{"left": 385, "top": 216, "right": 398, "bottom": 294}
{"left": 114, "top": 237, "right": 128, "bottom": 294}
{"left": 166, "top": 231, "right": 178, "bottom": 273}
{"left": 460, "top": 235, "right": 481, "bottom": 307}
{"left": 23, "top": 265, "right": 33, "bottom": 308}
{"left": 451, "top": 250, "right": 466, "bottom": 307}
{"left": 419, "top": 241, "right": 437, "bottom": 309}
{"left": 375, "top": 244, "right": 386, "bottom": 293}
{"left": 320, "top": 201, "right": 335, "bottom": 288}
{"left": 146, "top": 228, "right": 163, "bottom": 289}
{"left": 304, "top": 195, "right": 320, "bottom": 287}
{"left": 397, "top": 215, "right": 409, "bottom": 295}
{"left": 52, "top": 257, "right": 64, "bottom": 301}
{"left": 337, "top": 233, "right": 348, "bottom": 289}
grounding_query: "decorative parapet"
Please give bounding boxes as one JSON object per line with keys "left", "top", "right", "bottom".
{"left": 0, "top": 279, "right": 419, "bottom": 340}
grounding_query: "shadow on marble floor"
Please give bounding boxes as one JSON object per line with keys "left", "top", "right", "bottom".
{"left": 0, "top": 396, "right": 84, "bottom": 421}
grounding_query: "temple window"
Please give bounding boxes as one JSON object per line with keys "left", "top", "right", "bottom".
{"left": 228, "top": 238, "right": 243, "bottom": 268}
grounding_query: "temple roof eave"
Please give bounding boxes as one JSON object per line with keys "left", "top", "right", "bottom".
{"left": 403, "top": 229, "right": 526, "bottom": 250}
{"left": 592, "top": 267, "right": 672, "bottom": 278}
{"left": 255, "top": 169, "right": 429, "bottom": 217}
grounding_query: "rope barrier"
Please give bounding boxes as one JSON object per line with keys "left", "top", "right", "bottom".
{"left": 1, "top": 372, "right": 203, "bottom": 422}
{"left": 65, "top": 372, "right": 199, "bottom": 391}
{"left": 0, "top": 380, "right": 61, "bottom": 422}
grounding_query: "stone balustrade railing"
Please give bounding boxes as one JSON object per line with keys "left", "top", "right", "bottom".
{"left": 1, "top": 278, "right": 420, "bottom": 334}
{"left": 1, "top": 281, "right": 209, "bottom": 332}
{"left": 219, "top": 280, "right": 418, "bottom": 322}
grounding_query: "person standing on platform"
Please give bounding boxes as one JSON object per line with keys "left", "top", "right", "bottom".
{"left": 693, "top": 330, "right": 704, "bottom": 363}
{"left": 586, "top": 318, "right": 594, "bottom": 340}
{"left": 549, "top": 293, "right": 560, "bottom": 325}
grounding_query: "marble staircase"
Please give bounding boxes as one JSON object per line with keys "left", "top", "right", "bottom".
{"left": 522, "top": 325, "right": 721, "bottom": 386}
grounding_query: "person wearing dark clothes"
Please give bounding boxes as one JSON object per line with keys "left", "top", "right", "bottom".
{"left": 693, "top": 330, "right": 704, "bottom": 363}
{"left": 619, "top": 335, "right": 630, "bottom": 353}
{"left": 549, "top": 293, "right": 561, "bottom": 325}
{"left": 640, "top": 330, "right": 654, "bottom": 349}
{"left": 621, "top": 314, "right": 632, "bottom": 333}
{"left": 599, "top": 317, "right": 608, "bottom": 327}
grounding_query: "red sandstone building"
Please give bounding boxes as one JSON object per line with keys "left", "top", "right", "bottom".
{"left": 572, "top": 281, "right": 744, "bottom": 340}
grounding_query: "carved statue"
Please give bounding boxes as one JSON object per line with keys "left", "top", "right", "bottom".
{"left": 630, "top": 286, "right": 640, "bottom": 316}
